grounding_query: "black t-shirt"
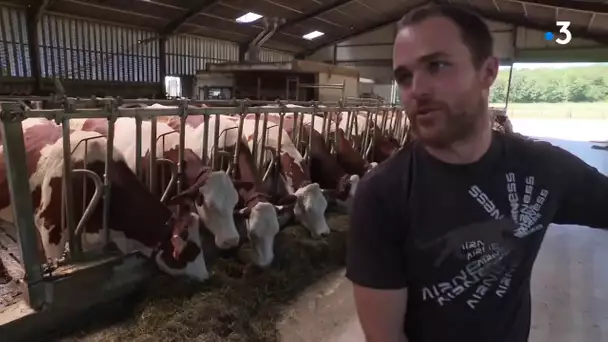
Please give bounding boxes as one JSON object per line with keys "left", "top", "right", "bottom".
{"left": 346, "top": 131, "right": 608, "bottom": 342}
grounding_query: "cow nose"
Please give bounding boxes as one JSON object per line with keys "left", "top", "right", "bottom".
{"left": 221, "top": 236, "right": 240, "bottom": 249}
{"left": 320, "top": 231, "right": 330, "bottom": 238}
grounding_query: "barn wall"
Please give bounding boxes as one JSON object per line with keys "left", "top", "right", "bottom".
{"left": 316, "top": 72, "right": 359, "bottom": 102}
{"left": 0, "top": 6, "right": 31, "bottom": 78}
{"left": 258, "top": 47, "right": 294, "bottom": 62}
{"left": 0, "top": 4, "right": 293, "bottom": 96}
{"left": 165, "top": 34, "right": 239, "bottom": 76}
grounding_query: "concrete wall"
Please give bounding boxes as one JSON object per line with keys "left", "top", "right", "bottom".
{"left": 317, "top": 72, "right": 359, "bottom": 102}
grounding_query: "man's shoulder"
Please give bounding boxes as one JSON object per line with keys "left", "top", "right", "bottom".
{"left": 499, "top": 132, "right": 566, "bottom": 161}
{"left": 356, "top": 142, "right": 417, "bottom": 200}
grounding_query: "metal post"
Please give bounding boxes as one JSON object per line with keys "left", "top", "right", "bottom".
{"left": 0, "top": 103, "right": 46, "bottom": 310}
{"left": 103, "top": 102, "right": 116, "bottom": 248}
{"left": 60, "top": 112, "right": 77, "bottom": 259}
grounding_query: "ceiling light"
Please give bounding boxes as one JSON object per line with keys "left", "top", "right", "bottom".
{"left": 303, "top": 31, "right": 324, "bottom": 40}
{"left": 236, "top": 12, "right": 263, "bottom": 23}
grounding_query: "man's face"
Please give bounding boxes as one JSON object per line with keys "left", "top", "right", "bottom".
{"left": 393, "top": 16, "right": 498, "bottom": 148}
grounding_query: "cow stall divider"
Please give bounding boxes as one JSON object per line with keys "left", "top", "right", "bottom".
{"left": 0, "top": 97, "right": 406, "bottom": 332}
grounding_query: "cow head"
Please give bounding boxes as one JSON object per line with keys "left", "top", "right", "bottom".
{"left": 231, "top": 181, "right": 281, "bottom": 267}
{"left": 155, "top": 210, "right": 209, "bottom": 282}
{"left": 169, "top": 169, "right": 240, "bottom": 249}
{"left": 293, "top": 183, "right": 330, "bottom": 238}
{"left": 80, "top": 157, "right": 209, "bottom": 281}
{"left": 236, "top": 201, "right": 280, "bottom": 267}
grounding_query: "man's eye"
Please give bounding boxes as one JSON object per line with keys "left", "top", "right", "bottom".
{"left": 428, "top": 61, "right": 449, "bottom": 73}
{"left": 396, "top": 74, "right": 413, "bottom": 87}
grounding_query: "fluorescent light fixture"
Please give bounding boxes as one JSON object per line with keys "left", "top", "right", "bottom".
{"left": 236, "top": 12, "right": 263, "bottom": 23}
{"left": 303, "top": 31, "right": 324, "bottom": 40}
{"left": 359, "top": 77, "right": 374, "bottom": 84}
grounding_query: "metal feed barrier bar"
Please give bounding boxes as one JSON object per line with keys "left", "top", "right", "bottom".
{"left": 0, "top": 96, "right": 406, "bottom": 310}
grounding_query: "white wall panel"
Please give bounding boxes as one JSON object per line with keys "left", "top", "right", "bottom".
{"left": 0, "top": 6, "right": 30, "bottom": 77}
{"left": 165, "top": 34, "right": 239, "bottom": 76}
{"left": 258, "top": 47, "right": 294, "bottom": 62}
{"left": 39, "top": 14, "right": 160, "bottom": 83}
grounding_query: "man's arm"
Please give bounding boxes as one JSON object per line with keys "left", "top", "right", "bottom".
{"left": 346, "top": 174, "right": 409, "bottom": 342}
{"left": 549, "top": 144, "right": 608, "bottom": 228}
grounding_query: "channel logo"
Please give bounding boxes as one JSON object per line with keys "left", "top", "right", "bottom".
{"left": 544, "top": 21, "right": 572, "bottom": 45}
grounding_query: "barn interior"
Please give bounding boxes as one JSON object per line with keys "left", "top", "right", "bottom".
{"left": 195, "top": 60, "right": 359, "bottom": 102}
{"left": 0, "top": 0, "right": 607, "bottom": 341}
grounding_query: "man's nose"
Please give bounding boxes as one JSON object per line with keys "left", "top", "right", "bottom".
{"left": 411, "top": 72, "right": 433, "bottom": 97}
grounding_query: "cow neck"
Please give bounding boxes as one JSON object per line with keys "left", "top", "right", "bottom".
{"left": 334, "top": 129, "right": 368, "bottom": 176}
{"left": 0, "top": 120, "right": 62, "bottom": 212}
{"left": 301, "top": 126, "right": 347, "bottom": 190}
{"left": 107, "top": 160, "right": 174, "bottom": 247}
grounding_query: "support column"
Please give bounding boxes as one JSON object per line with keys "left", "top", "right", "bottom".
{"left": 238, "top": 42, "right": 247, "bottom": 62}
{"left": 158, "top": 37, "right": 167, "bottom": 98}
{"left": 0, "top": 104, "right": 46, "bottom": 310}
{"left": 25, "top": 6, "right": 43, "bottom": 94}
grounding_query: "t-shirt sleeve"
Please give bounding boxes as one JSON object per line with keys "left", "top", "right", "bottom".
{"left": 550, "top": 144, "right": 608, "bottom": 228}
{"left": 345, "top": 173, "right": 408, "bottom": 289}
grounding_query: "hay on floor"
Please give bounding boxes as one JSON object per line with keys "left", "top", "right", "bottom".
{"left": 57, "top": 214, "right": 350, "bottom": 342}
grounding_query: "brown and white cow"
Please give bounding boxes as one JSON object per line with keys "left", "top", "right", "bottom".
{"left": 235, "top": 115, "right": 330, "bottom": 238}
{"left": 334, "top": 110, "right": 403, "bottom": 163}
{"left": 162, "top": 114, "right": 283, "bottom": 267}
{"left": 0, "top": 118, "right": 208, "bottom": 281}
{"left": 252, "top": 111, "right": 361, "bottom": 203}
{"left": 70, "top": 117, "right": 241, "bottom": 250}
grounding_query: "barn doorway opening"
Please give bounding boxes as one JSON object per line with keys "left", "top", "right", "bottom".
{"left": 164, "top": 76, "right": 182, "bottom": 98}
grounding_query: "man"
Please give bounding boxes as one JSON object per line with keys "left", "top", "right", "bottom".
{"left": 346, "top": 4, "right": 608, "bottom": 342}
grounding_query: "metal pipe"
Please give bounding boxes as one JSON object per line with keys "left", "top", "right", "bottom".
{"left": 251, "top": 110, "right": 261, "bottom": 169}
{"left": 158, "top": 158, "right": 178, "bottom": 203}
{"left": 72, "top": 169, "right": 103, "bottom": 239}
{"left": 103, "top": 105, "right": 116, "bottom": 248}
{"left": 60, "top": 115, "right": 77, "bottom": 259}
{"left": 177, "top": 100, "right": 187, "bottom": 195}
{"left": 149, "top": 116, "right": 157, "bottom": 194}
{"left": 135, "top": 115, "right": 143, "bottom": 180}
{"left": 258, "top": 113, "right": 269, "bottom": 173}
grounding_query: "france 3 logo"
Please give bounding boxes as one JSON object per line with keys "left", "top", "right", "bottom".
{"left": 544, "top": 21, "right": 572, "bottom": 45}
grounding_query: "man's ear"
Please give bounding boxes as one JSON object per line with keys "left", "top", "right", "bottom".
{"left": 482, "top": 56, "right": 500, "bottom": 89}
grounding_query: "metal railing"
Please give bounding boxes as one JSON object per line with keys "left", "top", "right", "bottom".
{"left": 0, "top": 96, "right": 407, "bottom": 309}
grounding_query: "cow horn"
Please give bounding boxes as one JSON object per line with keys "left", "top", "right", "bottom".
{"left": 235, "top": 207, "right": 252, "bottom": 218}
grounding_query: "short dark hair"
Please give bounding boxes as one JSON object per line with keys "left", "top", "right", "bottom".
{"left": 398, "top": 4, "right": 494, "bottom": 68}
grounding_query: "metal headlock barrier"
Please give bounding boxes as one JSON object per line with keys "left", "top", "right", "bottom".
{"left": 0, "top": 96, "right": 407, "bottom": 310}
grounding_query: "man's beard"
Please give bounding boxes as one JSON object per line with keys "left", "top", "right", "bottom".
{"left": 408, "top": 97, "right": 484, "bottom": 149}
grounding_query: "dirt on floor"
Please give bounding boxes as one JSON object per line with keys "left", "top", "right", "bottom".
{"left": 55, "top": 214, "right": 350, "bottom": 342}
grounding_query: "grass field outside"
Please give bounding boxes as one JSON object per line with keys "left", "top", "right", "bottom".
{"left": 490, "top": 102, "right": 608, "bottom": 120}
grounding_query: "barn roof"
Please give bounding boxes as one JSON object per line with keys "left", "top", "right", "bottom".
{"left": 6, "top": 0, "right": 608, "bottom": 56}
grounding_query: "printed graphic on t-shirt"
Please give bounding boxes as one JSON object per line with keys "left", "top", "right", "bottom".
{"left": 418, "top": 172, "right": 549, "bottom": 310}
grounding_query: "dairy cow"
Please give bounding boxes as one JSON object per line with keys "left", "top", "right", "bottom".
{"left": 0, "top": 118, "right": 209, "bottom": 282}
{"left": 326, "top": 110, "right": 402, "bottom": 163}
{"left": 229, "top": 114, "right": 330, "bottom": 238}
{"left": 70, "top": 117, "right": 241, "bottom": 250}
{"left": 163, "top": 114, "right": 285, "bottom": 267}
{"left": 249, "top": 112, "right": 361, "bottom": 204}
